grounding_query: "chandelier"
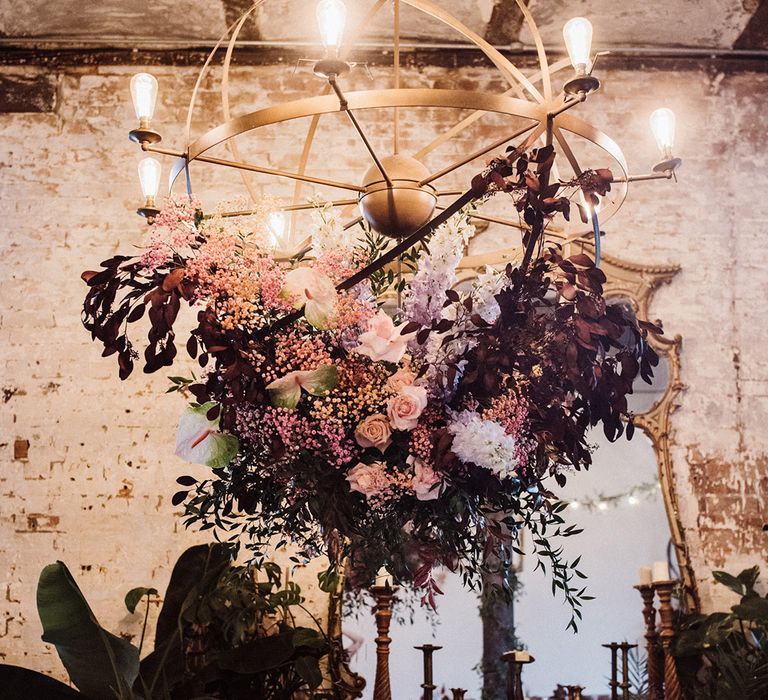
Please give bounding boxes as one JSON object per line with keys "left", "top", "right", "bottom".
{"left": 125, "top": 0, "right": 681, "bottom": 268}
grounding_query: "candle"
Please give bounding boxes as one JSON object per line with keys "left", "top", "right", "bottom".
{"left": 652, "top": 560, "right": 670, "bottom": 582}
{"left": 375, "top": 566, "right": 393, "bottom": 587}
{"left": 639, "top": 566, "right": 652, "bottom": 586}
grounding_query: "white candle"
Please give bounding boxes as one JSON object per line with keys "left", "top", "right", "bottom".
{"left": 639, "top": 566, "right": 652, "bottom": 586}
{"left": 375, "top": 566, "right": 393, "bottom": 587}
{"left": 652, "top": 560, "right": 670, "bottom": 582}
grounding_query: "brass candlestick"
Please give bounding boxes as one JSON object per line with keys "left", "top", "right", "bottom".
{"left": 371, "top": 585, "right": 396, "bottom": 700}
{"left": 451, "top": 689, "right": 467, "bottom": 700}
{"left": 635, "top": 584, "right": 663, "bottom": 700}
{"left": 566, "top": 685, "right": 585, "bottom": 700}
{"left": 502, "top": 650, "right": 535, "bottom": 700}
{"left": 654, "top": 580, "right": 684, "bottom": 700}
{"left": 415, "top": 643, "right": 442, "bottom": 700}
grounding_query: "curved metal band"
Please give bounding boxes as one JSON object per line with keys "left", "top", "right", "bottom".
{"left": 189, "top": 89, "right": 547, "bottom": 160}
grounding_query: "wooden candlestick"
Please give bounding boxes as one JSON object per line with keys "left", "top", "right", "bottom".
{"left": 451, "top": 689, "right": 467, "bottom": 700}
{"left": 415, "top": 643, "right": 442, "bottom": 700}
{"left": 502, "top": 650, "right": 534, "bottom": 700}
{"left": 653, "top": 580, "right": 684, "bottom": 700}
{"left": 566, "top": 685, "right": 585, "bottom": 700}
{"left": 371, "top": 585, "right": 396, "bottom": 700}
{"left": 602, "top": 642, "right": 637, "bottom": 700}
{"left": 635, "top": 583, "right": 663, "bottom": 700}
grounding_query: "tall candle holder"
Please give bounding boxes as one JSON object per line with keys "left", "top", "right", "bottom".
{"left": 602, "top": 642, "right": 637, "bottom": 699}
{"left": 371, "top": 584, "right": 396, "bottom": 700}
{"left": 502, "top": 650, "right": 535, "bottom": 700}
{"left": 451, "top": 689, "right": 467, "bottom": 700}
{"left": 634, "top": 583, "right": 663, "bottom": 700}
{"left": 653, "top": 579, "right": 684, "bottom": 700}
{"left": 415, "top": 643, "right": 442, "bottom": 700}
{"left": 565, "top": 685, "right": 585, "bottom": 700}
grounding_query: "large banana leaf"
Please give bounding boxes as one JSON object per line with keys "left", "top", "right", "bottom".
{"left": 37, "top": 562, "right": 140, "bottom": 699}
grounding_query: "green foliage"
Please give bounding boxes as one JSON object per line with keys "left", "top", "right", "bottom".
{"left": 674, "top": 565, "right": 768, "bottom": 700}
{"left": 37, "top": 562, "right": 140, "bottom": 699}
{"left": 20, "top": 545, "right": 328, "bottom": 700}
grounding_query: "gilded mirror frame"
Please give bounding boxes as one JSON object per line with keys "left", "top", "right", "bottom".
{"left": 318, "top": 243, "right": 692, "bottom": 698}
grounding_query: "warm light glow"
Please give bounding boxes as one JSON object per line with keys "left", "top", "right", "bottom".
{"left": 649, "top": 108, "right": 676, "bottom": 157}
{"left": 580, "top": 190, "right": 602, "bottom": 217}
{"left": 316, "top": 0, "right": 347, "bottom": 52}
{"left": 138, "top": 157, "right": 162, "bottom": 199}
{"left": 597, "top": 501, "right": 608, "bottom": 511}
{"left": 627, "top": 495, "right": 639, "bottom": 505}
{"left": 267, "top": 211, "right": 287, "bottom": 249}
{"left": 563, "top": 17, "right": 593, "bottom": 72}
{"left": 130, "top": 73, "right": 159, "bottom": 122}
{"left": 570, "top": 501, "right": 581, "bottom": 510}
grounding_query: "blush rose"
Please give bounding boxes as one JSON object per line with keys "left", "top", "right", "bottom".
{"left": 354, "top": 413, "right": 392, "bottom": 451}
{"left": 387, "top": 384, "right": 428, "bottom": 431}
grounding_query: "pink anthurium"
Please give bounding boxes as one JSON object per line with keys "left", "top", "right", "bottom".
{"left": 266, "top": 364, "right": 339, "bottom": 409}
{"left": 281, "top": 267, "right": 337, "bottom": 329}
{"left": 175, "top": 402, "right": 239, "bottom": 469}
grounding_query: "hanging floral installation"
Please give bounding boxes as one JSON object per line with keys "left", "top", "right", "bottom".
{"left": 81, "top": 145, "right": 661, "bottom": 629}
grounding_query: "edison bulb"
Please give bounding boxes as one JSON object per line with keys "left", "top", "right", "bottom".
{"left": 130, "top": 73, "right": 158, "bottom": 123}
{"left": 563, "top": 17, "right": 593, "bottom": 73}
{"left": 649, "top": 108, "right": 676, "bottom": 157}
{"left": 580, "top": 190, "right": 601, "bottom": 218}
{"left": 138, "top": 157, "right": 162, "bottom": 200}
{"left": 316, "top": 0, "right": 347, "bottom": 53}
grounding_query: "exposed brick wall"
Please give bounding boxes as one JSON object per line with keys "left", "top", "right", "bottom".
{"left": 1, "top": 59, "right": 766, "bottom": 677}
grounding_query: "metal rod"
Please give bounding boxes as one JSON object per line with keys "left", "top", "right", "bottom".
{"left": 393, "top": 0, "right": 401, "bottom": 156}
{"left": 435, "top": 204, "right": 526, "bottom": 231}
{"left": 547, "top": 94, "right": 585, "bottom": 119}
{"left": 614, "top": 171, "right": 674, "bottom": 183}
{"left": 419, "top": 123, "right": 537, "bottom": 186}
{"left": 328, "top": 75, "right": 393, "bottom": 186}
{"left": 141, "top": 143, "right": 365, "bottom": 193}
{"left": 209, "top": 199, "right": 359, "bottom": 219}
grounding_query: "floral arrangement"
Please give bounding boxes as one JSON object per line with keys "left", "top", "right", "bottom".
{"left": 82, "top": 145, "right": 660, "bottom": 628}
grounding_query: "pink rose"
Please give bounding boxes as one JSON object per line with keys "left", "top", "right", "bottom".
{"left": 386, "top": 367, "right": 417, "bottom": 393}
{"left": 355, "top": 414, "right": 392, "bottom": 451}
{"left": 387, "top": 385, "right": 428, "bottom": 431}
{"left": 354, "top": 310, "right": 414, "bottom": 364}
{"left": 410, "top": 458, "right": 442, "bottom": 501}
{"left": 346, "top": 462, "right": 390, "bottom": 499}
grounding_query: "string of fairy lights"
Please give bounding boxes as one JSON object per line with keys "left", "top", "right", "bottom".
{"left": 566, "top": 480, "right": 660, "bottom": 513}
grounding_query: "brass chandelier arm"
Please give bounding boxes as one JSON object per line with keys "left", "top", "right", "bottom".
{"left": 328, "top": 76, "right": 393, "bottom": 186}
{"left": 209, "top": 199, "right": 360, "bottom": 220}
{"left": 553, "top": 124, "right": 584, "bottom": 176}
{"left": 146, "top": 144, "right": 365, "bottom": 193}
{"left": 418, "top": 122, "right": 540, "bottom": 187}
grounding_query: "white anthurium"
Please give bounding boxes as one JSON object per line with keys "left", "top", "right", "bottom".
{"left": 175, "top": 402, "right": 239, "bottom": 469}
{"left": 266, "top": 364, "right": 339, "bottom": 409}
{"left": 281, "top": 267, "right": 337, "bottom": 329}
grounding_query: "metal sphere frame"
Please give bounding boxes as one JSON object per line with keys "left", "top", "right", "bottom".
{"left": 134, "top": 0, "right": 679, "bottom": 254}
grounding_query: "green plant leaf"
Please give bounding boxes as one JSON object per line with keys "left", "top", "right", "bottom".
{"left": 713, "top": 570, "right": 746, "bottom": 596}
{"left": 215, "top": 632, "right": 296, "bottom": 674}
{"left": 294, "top": 655, "right": 323, "bottom": 689}
{"left": 737, "top": 565, "right": 760, "bottom": 595}
{"left": 292, "top": 626, "right": 327, "bottom": 652}
{"left": 732, "top": 596, "right": 768, "bottom": 624}
{"left": 124, "top": 587, "right": 158, "bottom": 614}
{"left": 0, "top": 664, "right": 82, "bottom": 699}
{"left": 37, "top": 562, "right": 140, "bottom": 699}
{"left": 153, "top": 544, "right": 230, "bottom": 651}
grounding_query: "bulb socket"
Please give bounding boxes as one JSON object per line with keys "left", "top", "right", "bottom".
{"left": 564, "top": 74, "right": 600, "bottom": 96}
{"left": 129, "top": 127, "right": 162, "bottom": 145}
{"left": 137, "top": 196, "right": 161, "bottom": 224}
{"left": 313, "top": 58, "right": 351, "bottom": 79}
